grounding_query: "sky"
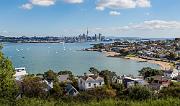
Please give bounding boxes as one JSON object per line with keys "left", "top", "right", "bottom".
{"left": 0, "top": 0, "right": 180, "bottom": 38}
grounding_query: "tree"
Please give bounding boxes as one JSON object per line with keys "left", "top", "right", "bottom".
{"left": 0, "top": 44, "right": 18, "bottom": 100}
{"left": 22, "top": 76, "right": 47, "bottom": 98}
{"left": 104, "top": 75, "right": 111, "bottom": 89}
{"left": 112, "top": 83, "right": 125, "bottom": 96}
{"left": 50, "top": 81, "right": 64, "bottom": 98}
{"left": 128, "top": 85, "right": 152, "bottom": 100}
{"left": 159, "top": 82, "right": 180, "bottom": 98}
{"left": 44, "top": 70, "right": 57, "bottom": 81}
{"left": 139, "top": 67, "right": 163, "bottom": 79}
{"left": 89, "top": 67, "right": 99, "bottom": 75}
{"left": 99, "top": 70, "right": 117, "bottom": 84}
{"left": 93, "top": 44, "right": 104, "bottom": 49}
{"left": 58, "top": 70, "right": 74, "bottom": 80}
{"left": 167, "top": 52, "right": 177, "bottom": 60}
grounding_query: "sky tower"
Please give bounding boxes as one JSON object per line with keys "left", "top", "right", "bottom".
{"left": 86, "top": 28, "right": 89, "bottom": 36}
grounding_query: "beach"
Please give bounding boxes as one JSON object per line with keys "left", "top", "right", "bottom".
{"left": 102, "top": 51, "right": 120, "bottom": 57}
{"left": 89, "top": 49, "right": 172, "bottom": 71}
{"left": 125, "top": 57, "right": 172, "bottom": 70}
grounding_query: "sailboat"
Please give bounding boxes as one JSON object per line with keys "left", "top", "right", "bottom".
{"left": 63, "top": 41, "right": 66, "bottom": 51}
{"left": 16, "top": 49, "right": 20, "bottom": 52}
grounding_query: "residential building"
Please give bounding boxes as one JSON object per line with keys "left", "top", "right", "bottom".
{"left": 58, "top": 74, "right": 71, "bottom": 83}
{"left": 164, "top": 69, "right": 179, "bottom": 79}
{"left": 112, "top": 76, "right": 123, "bottom": 84}
{"left": 44, "top": 80, "right": 53, "bottom": 91}
{"left": 65, "top": 84, "right": 79, "bottom": 96}
{"left": 78, "top": 73, "right": 104, "bottom": 90}
{"left": 14, "top": 67, "right": 28, "bottom": 80}
{"left": 175, "top": 63, "right": 180, "bottom": 70}
{"left": 148, "top": 75, "right": 170, "bottom": 91}
{"left": 123, "top": 77, "right": 148, "bottom": 88}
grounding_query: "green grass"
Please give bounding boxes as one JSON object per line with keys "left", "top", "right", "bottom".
{"left": 1, "top": 97, "right": 179, "bottom": 106}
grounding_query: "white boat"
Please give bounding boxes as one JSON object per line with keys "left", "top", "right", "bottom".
{"left": 16, "top": 49, "right": 20, "bottom": 52}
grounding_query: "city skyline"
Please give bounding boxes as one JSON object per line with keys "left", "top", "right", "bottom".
{"left": 0, "top": 0, "right": 180, "bottom": 38}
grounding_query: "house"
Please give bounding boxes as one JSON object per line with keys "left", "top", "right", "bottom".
{"left": 112, "top": 76, "right": 123, "bottom": 84}
{"left": 65, "top": 84, "right": 79, "bottom": 96}
{"left": 175, "top": 63, "right": 180, "bottom": 70}
{"left": 164, "top": 69, "right": 179, "bottom": 79}
{"left": 123, "top": 77, "right": 148, "bottom": 88}
{"left": 148, "top": 75, "right": 170, "bottom": 91}
{"left": 14, "top": 67, "right": 28, "bottom": 80}
{"left": 78, "top": 73, "right": 104, "bottom": 90}
{"left": 159, "top": 54, "right": 166, "bottom": 58}
{"left": 58, "top": 74, "right": 71, "bottom": 83}
{"left": 177, "top": 73, "right": 180, "bottom": 82}
{"left": 175, "top": 51, "right": 180, "bottom": 57}
{"left": 44, "top": 80, "right": 53, "bottom": 91}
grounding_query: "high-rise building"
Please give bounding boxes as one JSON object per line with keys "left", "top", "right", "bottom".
{"left": 86, "top": 28, "right": 89, "bottom": 41}
{"left": 95, "top": 34, "right": 97, "bottom": 41}
{"left": 98, "top": 33, "right": 102, "bottom": 41}
{"left": 86, "top": 28, "right": 89, "bottom": 36}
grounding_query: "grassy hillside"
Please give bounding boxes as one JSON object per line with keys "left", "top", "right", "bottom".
{"left": 0, "top": 98, "right": 179, "bottom": 106}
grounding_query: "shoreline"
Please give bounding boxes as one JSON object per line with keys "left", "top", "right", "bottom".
{"left": 102, "top": 51, "right": 172, "bottom": 70}
{"left": 102, "top": 51, "right": 120, "bottom": 57}
{"left": 124, "top": 56, "right": 172, "bottom": 70}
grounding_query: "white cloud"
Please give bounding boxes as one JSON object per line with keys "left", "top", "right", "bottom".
{"left": 96, "top": 0, "right": 151, "bottom": 11}
{"left": 21, "top": 3, "right": 33, "bottom": 10}
{"left": 31, "top": 0, "right": 55, "bottom": 6}
{"left": 130, "top": 20, "right": 180, "bottom": 30}
{"left": 97, "top": 20, "right": 180, "bottom": 37}
{"left": 64, "top": 0, "right": 83, "bottom": 4}
{"left": 21, "top": 0, "right": 84, "bottom": 10}
{"left": 136, "top": 0, "right": 151, "bottom": 7}
{"left": 109, "top": 11, "right": 121, "bottom": 16}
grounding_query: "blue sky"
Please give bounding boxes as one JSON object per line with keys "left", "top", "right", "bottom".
{"left": 0, "top": 0, "right": 180, "bottom": 38}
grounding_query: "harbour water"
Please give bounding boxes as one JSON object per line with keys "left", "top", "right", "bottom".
{"left": 2, "top": 42, "right": 160, "bottom": 76}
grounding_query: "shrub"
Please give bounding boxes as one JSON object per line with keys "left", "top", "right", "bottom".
{"left": 128, "top": 85, "right": 152, "bottom": 100}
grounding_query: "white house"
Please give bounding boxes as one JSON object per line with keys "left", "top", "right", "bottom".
{"left": 65, "top": 84, "right": 79, "bottom": 96}
{"left": 164, "top": 69, "right": 179, "bottom": 79}
{"left": 44, "top": 80, "right": 53, "bottom": 91}
{"left": 175, "top": 63, "right": 180, "bottom": 70}
{"left": 78, "top": 74, "right": 104, "bottom": 90}
{"left": 123, "top": 77, "right": 148, "bottom": 88}
{"left": 112, "top": 76, "right": 123, "bottom": 84}
{"left": 14, "top": 67, "right": 28, "bottom": 80}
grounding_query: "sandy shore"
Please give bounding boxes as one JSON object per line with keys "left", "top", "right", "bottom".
{"left": 89, "top": 49, "right": 173, "bottom": 70}
{"left": 125, "top": 57, "right": 172, "bottom": 70}
{"left": 102, "top": 51, "right": 120, "bottom": 57}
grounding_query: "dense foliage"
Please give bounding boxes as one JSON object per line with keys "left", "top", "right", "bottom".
{"left": 139, "top": 67, "right": 163, "bottom": 79}
{"left": 128, "top": 85, "right": 152, "bottom": 100}
{"left": 0, "top": 45, "right": 18, "bottom": 100}
{"left": 44, "top": 70, "right": 58, "bottom": 81}
{"left": 22, "top": 75, "right": 47, "bottom": 98}
{"left": 159, "top": 82, "right": 180, "bottom": 98}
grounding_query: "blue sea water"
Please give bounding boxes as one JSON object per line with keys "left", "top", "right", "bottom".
{"left": 2, "top": 42, "right": 160, "bottom": 76}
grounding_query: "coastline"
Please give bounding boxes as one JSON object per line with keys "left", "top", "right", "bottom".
{"left": 102, "top": 51, "right": 120, "bottom": 57}
{"left": 124, "top": 56, "right": 172, "bottom": 70}
{"left": 102, "top": 51, "right": 172, "bottom": 70}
